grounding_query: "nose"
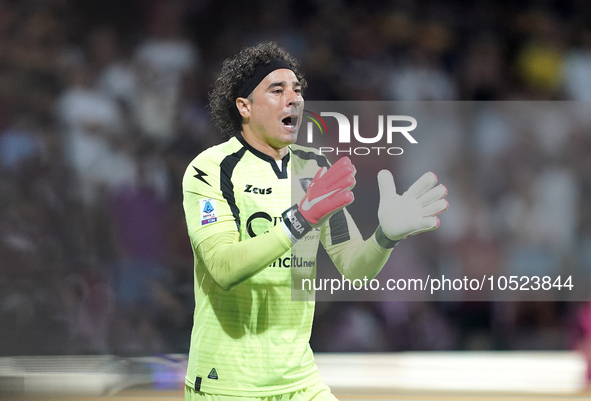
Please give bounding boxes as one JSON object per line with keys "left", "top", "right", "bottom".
{"left": 287, "top": 88, "right": 302, "bottom": 106}
{"left": 288, "top": 98, "right": 303, "bottom": 117}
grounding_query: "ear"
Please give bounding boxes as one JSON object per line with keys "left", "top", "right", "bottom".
{"left": 235, "top": 97, "right": 251, "bottom": 119}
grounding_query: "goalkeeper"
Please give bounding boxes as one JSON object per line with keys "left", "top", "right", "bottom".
{"left": 183, "top": 42, "right": 449, "bottom": 401}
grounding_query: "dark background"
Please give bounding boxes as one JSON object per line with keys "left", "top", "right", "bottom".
{"left": 1, "top": 0, "right": 591, "bottom": 356}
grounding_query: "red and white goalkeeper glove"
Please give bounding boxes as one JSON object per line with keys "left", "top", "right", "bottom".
{"left": 375, "top": 170, "right": 449, "bottom": 248}
{"left": 283, "top": 157, "right": 356, "bottom": 241}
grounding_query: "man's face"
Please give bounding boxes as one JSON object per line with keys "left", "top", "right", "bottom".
{"left": 239, "top": 68, "right": 304, "bottom": 150}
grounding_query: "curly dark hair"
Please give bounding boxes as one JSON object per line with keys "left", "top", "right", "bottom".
{"left": 209, "top": 42, "right": 307, "bottom": 137}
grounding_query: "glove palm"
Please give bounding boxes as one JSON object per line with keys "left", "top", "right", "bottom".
{"left": 377, "top": 170, "right": 448, "bottom": 241}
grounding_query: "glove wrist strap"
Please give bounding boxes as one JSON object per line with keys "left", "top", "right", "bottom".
{"left": 375, "top": 225, "right": 400, "bottom": 249}
{"left": 282, "top": 205, "right": 313, "bottom": 240}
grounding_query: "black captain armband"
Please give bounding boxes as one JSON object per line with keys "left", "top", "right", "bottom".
{"left": 282, "top": 205, "right": 313, "bottom": 240}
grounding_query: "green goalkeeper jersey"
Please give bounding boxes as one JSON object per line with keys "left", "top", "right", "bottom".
{"left": 183, "top": 135, "right": 389, "bottom": 396}
{"left": 182, "top": 134, "right": 359, "bottom": 396}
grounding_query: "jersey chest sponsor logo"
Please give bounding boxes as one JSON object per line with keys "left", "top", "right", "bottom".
{"left": 246, "top": 212, "right": 282, "bottom": 238}
{"left": 269, "top": 255, "right": 316, "bottom": 268}
{"left": 246, "top": 210, "right": 320, "bottom": 238}
{"left": 244, "top": 184, "right": 272, "bottom": 195}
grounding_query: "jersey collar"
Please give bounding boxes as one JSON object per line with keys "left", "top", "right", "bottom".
{"left": 236, "top": 134, "right": 290, "bottom": 179}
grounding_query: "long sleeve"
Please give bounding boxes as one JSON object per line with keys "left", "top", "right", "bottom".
{"left": 193, "top": 224, "right": 291, "bottom": 290}
{"left": 325, "top": 231, "right": 393, "bottom": 281}
{"left": 183, "top": 151, "right": 292, "bottom": 291}
{"left": 321, "top": 209, "right": 393, "bottom": 281}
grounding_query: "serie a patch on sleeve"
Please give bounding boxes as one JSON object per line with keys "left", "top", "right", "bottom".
{"left": 200, "top": 198, "right": 217, "bottom": 225}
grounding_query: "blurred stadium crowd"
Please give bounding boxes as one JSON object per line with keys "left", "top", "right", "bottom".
{"left": 1, "top": 0, "right": 591, "bottom": 357}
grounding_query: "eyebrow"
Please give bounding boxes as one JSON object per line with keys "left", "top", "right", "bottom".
{"left": 266, "top": 81, "right": 302, "bottom": 90}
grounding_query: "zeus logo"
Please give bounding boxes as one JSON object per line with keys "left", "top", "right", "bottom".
{"left": 244, "top": 184, "right": 272, "bottom": 195}
{"left": 304, "top": 111, "right": 418, "bottom": 156}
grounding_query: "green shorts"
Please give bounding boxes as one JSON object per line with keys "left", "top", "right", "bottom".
{"left": 184, "top": 381, "right": 339, "bottom": 401}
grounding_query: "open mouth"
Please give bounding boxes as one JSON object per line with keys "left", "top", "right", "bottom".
{"left": 282, "top": 116, "right": 298, "bottom": 129}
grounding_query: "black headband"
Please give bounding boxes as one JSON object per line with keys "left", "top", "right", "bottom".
{"left": 236, "top": 58, "right": 293, "bottom": 99}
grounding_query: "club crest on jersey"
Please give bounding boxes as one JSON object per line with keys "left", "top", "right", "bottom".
{"left": 299, "top": 178, "right": 312, "bottom": 192}
{"left": 200, "top": 198, "right": 217, "bottom": 225}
